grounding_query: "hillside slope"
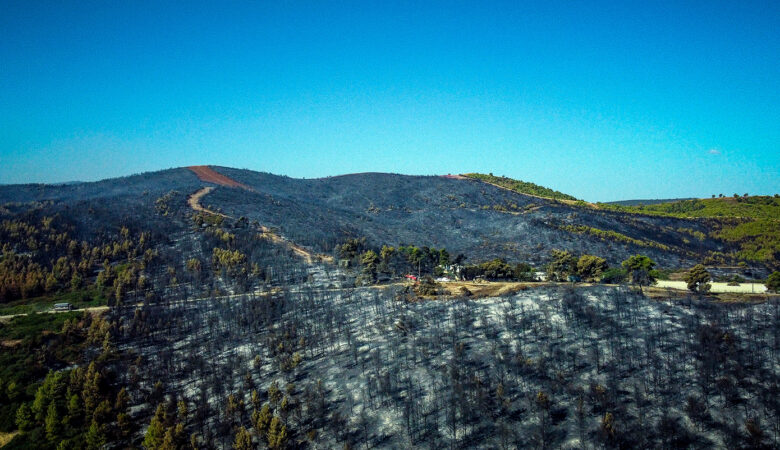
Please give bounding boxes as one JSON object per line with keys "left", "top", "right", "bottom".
{"left": 597, "top": 196, "right": 780, "bottom": 265}
{"left": 193, "top": 167, "right": 731, "bottom": 269}
{"left": 1, "top": 166, "right": 774, "bottom": 272}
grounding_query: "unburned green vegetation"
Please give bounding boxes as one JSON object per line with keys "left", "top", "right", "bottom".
{"left": 0, "top": 288, "right": 107, "bottom": 316}
{"left": 0, "top": 311, "right": 122, "bottom": 449}
{"left": 559, "top": 224, "right": 671, "bottom": 251}
{"left": 593, "top": 196, "right": 780, "bottom": 268}
{"left": 598, "top": 195, "right": 780, "bottom": 219}
{"left": 464, "top": 173, "right": 580, "bottom": 201}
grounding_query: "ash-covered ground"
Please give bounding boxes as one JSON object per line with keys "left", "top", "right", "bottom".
{"left": 114, "top": 268, "right": 779, "bottom": 449}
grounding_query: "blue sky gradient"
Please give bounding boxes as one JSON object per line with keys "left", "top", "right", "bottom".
{"left": 1, "top": 1, "right": 778, "bottom": 201}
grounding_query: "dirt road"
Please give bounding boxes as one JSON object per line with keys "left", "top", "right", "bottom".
{"left": 187, "top": 187, "right": 229, "bottom": 217}
{"left": 186, "top": 184, "right": 331, "bottom": 263}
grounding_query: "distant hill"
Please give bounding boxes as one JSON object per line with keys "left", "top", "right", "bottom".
{"left": 599, "top": 196, "right": 780, "bottom": 220}
{"left": 607, "top": 198, "right": 695, "bottom": 206}
{"left": 0, "top": 168, "right": 201, "bottom": 203}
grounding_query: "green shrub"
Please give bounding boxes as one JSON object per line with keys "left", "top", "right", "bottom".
{"left": 600, "top": 268, "right": 627, "bottom": 284}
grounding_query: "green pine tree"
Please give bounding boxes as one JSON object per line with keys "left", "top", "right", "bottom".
{"left": 15, "top": 403, "right": 33, "bottom": 431}
{"left": 254, "top": 403, "right": 272, "bottom": 437}
{"left": 160, "top": 428, "right": 177, "bottom": 450}
{"left": 267, "top": 416, "right": 288, "bottom": 449}
{"left": 233, "top": 426, "right": 253, "bottom": 450}
{"left": 66, "top": 393, "right": 82, "bottom": 425}
{"left": 45, "top": 402, "right": 62, "bottom": 442}
{"left": 684, "top": 264, "right": 711, "bottom": 293}
{"left": 85, "top": 419, "right": 107, "bottom": 450}
{"left": 143, "top": 404, "right": 166, "bottom": 449}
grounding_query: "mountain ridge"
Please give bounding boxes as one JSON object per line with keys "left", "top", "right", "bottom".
{"left": 1, "top": 165, "right": 776, "bottom": 272}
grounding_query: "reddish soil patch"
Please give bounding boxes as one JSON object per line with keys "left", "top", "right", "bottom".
{"left": 441, "top": 174, "right": 468, "bottom": 180}
{"left": 188, "top": 166, "right": 251, "bottom": 190}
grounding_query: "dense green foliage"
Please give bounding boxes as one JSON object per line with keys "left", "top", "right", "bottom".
{"left": 546, "top": 250, "right": 610, "bottom": 282}
{"left": 711, "top": 219, "right": 780, "bottom": 264}
{"left": 463, "top": 173, "right": 579, "bottom": 201}
{"left": 337, "top": 239, "right": 461, "bottom": 282}
{"left": 0, "top": 311, "right": 121, "bottom": 448}
{"left": 462, "top": 259, "right": 534, "bottom": 281}
{"left": 0, "top": 217, "right": 154, "bottom": 306}
{"left": 600, "top": 267, "right": 628, "bottom": 284}
{"left": 576, "top": 255, "right": 609, "bottom": 282}
{"left": 683, "top": 264, "right": 711, "bottom": 293}
{"left": 546, "top": 250, "right": 577, "bottom": 282}
{"left": 621, "top": 255, "right": 658, "bottom": 288}
{"left": 766, "top": 271, "right": 780, "bottom": 293}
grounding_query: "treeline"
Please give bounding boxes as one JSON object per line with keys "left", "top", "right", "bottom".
{"left": 335, "top": 237, "right": 665, "bottom": 288}
{"left": 545, "top": 249, "right": 665, "bottom": 290}
{"left": 460, "top": 259, "right": 534, "bottom": 281}
{"left": 0, "top": 216, "right": 154, "bottom": 303}
{"left": 335, "top": 238, "right": 464, "bottom": 284}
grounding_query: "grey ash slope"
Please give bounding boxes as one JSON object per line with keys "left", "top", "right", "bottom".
{"left": 0, "top": 166, "right": 725, "bottom": 268}
{"left": 0, "top": 168, "right": 202, "bottom": 204}
{"left": 205, "top": 167, "right": 720, "bottom": 267}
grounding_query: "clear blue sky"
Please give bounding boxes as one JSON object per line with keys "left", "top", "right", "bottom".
{"left": 1, "top": 1, "right": 778, "bottom": 201}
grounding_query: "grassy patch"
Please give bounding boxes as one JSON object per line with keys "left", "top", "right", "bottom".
{"left": 0, "top": 312, "right": 81, "bottom": 341}
{"left": 0, "top": 288, "right": 107, "bottom": 316}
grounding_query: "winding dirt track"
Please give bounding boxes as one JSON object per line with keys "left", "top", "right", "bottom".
{"left": 186, "top": 166, "right": 331, "bottom": 263}
{"left": 187, "top": 187, "right": 228, "bottom": 217}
